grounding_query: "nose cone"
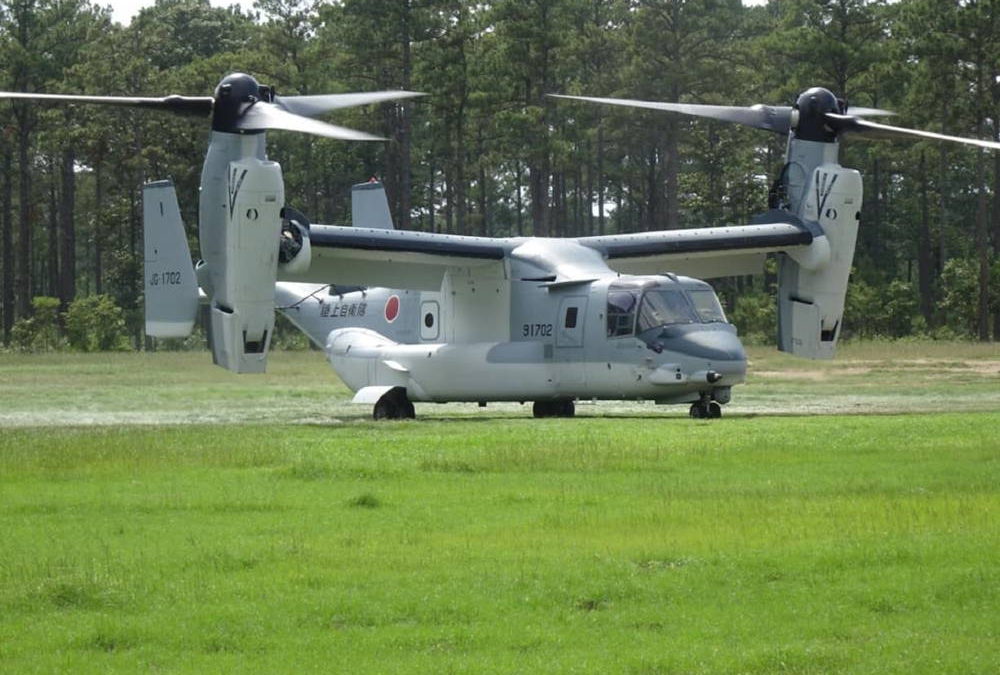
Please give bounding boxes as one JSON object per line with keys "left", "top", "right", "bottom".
{"left": 662, "top": 328, "right": 747, "bottom": 363}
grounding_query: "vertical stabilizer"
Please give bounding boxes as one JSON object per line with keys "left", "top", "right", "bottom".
{"left": 143, "top": 180, "right": 198, "bottom": 337}
{"left": 351, "top": 180, "right": 394, "bottom": 229}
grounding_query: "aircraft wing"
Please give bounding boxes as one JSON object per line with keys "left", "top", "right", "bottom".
{"left": 281, "top": 225, "right": 508, "bottom": 290}
{"left": 576, "top": 222, "right": 814, "bottom": 279}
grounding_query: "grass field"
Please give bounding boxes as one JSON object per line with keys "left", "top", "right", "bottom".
{"left": 1, "top": 341, "right": 999, "bottom": 425}
{"left": 0, "top": 344, "right": 998, "bottom": 672}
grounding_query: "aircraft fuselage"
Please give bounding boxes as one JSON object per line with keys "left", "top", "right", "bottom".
{"left": 276, "top": 271, "right": 746, "bottom": 408}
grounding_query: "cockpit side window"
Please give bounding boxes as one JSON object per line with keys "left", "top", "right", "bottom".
{"left": 607, "top": 290, "right": 638, "bottom": 337}
{"left": 688, "top": 289, "right": 727, "bottom": 323}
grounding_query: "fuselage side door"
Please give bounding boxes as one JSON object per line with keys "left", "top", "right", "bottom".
{"left": 556, "top": 295, "right": 588, "bottom": 348}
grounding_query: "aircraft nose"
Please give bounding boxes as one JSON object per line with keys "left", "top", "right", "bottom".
{"left": 662, "top": 329, "right": 746, "bottom": 362}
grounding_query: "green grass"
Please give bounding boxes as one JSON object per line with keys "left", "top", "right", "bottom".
{"left": 0, "top": 340, "right": 998, "bottom": 425}
{"left": 1, "top": 416, "right": 998, "bottom": 672}
{"left": 0, "top": 345, "right": 998, "bottom": 672}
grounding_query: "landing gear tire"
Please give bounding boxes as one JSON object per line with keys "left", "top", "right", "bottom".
{"left": 689, "top": 400, "right": 722, "bottom": 419}
{"left": 533, "top": 399, "right": 575, "bottom": 418}
{"left": 373, "top": 388, "right": 415, "bottom": 420}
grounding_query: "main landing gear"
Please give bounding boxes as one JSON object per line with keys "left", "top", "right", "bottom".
{"left": 689, "top": 395, "right": 722, "bottom": 419}
{"left": 373, "top": 388, "right": 415, "bottom": 420}
{"left": 533, "top": 399, "right": 575, "bottom": 418}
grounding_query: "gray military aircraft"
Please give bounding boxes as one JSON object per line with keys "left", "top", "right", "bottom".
{"left": 6, "top": 75, "right": 999, "bottom": 419}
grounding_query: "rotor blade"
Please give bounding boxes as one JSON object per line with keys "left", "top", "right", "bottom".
{"left": 276, "top": 90, "right": 426, "bottom": 118}
{"left": 0, "top": 91, "right": 213, "bottom": 115}
{"left": 238, "top": 102, "right": 385, "bottom": 141}
{"left": 826, "top": 114, "right": 1000, "bottom": 151}
{"left": 549, "top": 94, "right": 793, "bottom": 134}
{"left": 846, "top": 106, "right": 895, "bottom": 117}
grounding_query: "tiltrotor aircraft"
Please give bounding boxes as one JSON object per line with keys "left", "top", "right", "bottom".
{"left": 5, "top": 74, "right": 998, "bottom": 419}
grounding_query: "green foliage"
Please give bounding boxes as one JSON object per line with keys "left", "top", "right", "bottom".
{"left": 2, "top": 0, "right": 1000, "bottom": 349}
{"left": 730, "top": 289, "right": 776, "bottom": 344}
{"left": 271, "top": 312, "right": 312, "bottom": 351}
{"left": 64, "top": 294, "right": 130, "bottom": 352}
{"left": 937, "top": 257, "right": 979, "bottom": 337}
{"left": 845, "top": 276, "right": 922, "bottom": 339}
{"left": 155, "top": 325, "right": 207, "bottom": 352}
{"left": 935, "top": 257, "right": 1000, "bottom": 339}
{"left": 9, "top": 297, "right": 64, "bottom": 352}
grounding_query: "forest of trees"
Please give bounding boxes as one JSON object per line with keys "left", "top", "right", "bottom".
{"left": 2, "top": 0, "right": 1000, "bottom": 349}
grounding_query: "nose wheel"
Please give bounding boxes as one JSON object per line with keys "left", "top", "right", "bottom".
{"left": 689, "top": 399, "right": 722, "bottom": 419}
{"left": 533, "top": 399, "right": 575, "bottom": 418}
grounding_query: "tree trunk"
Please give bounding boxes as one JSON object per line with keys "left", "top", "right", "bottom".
{"left": 975, "top": 151, "right": 990, "bottom": 341}
{"left": 871, "top": 156, "right": 882, "bottom": 262}
{"left": 16, "top": 119, "right": 32, "bottom": 317}
{"left": 917, "top": 152, "right": 934, "bottom": 325}
{"left": 993, "top": 147, "right": 1000, "bottom": 339}
{"left": 551, "top": 171, "right": 564, "bottom": 237}
{"left": 130, "top": 118, "right": 144, "bottom": 348}
{"left": 645, "top": 146, "right": 658, "bottom": 231}
{"left": 2, "top": 147, "right": 13, "bottom": 343}
{"left": 398, "top": 0, "right": 413, "bottom": 230}
{"left": 515, "top": 160, "right": 524, "bottom": 237}
{"left": 664, "top": 118, "right": 679, "bottom": 229}
{"left": 597, "top": 122, "right": 605, "bottom": 235}
{"left": 94, "top": 160, "right": 103, "bottom": 295}
{"left": 937, "top": 145, "right": 948, "bottom": 273}
{"left": 454, "top": 120, "right": 466, "bottom": 234}
{"left": 60, "top": 147, "right": 76, "bottom": 306}
{"left": 529, "top": 166, "right": 546, "bottom": 236}
{"left": 477, "top": 129, "right": 488, "bottom": 237}
{"left": 615, "top": 186, "right": 626, "bottom": 233}
{"left": 444, "top": 170, "right": 453, "bottom": 232}
{"left": 382, "top": 103, "right": 400, "bottom": 222}
{"left": 48, "top": 162, "right": 59, "bottom": 297}
{"left": 428, "top": 161, "right": 436, "bottom": 233}
{"left": 585, "top": 140, "right": 594, "bottom": 236}
{"left": 574, "top": 164, "right": 583, "bottom": 238}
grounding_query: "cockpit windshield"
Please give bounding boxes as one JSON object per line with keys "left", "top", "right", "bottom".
{"left": 606, "top": 280, "right": 728, "bottom": 338}
{"left": 687, "top": 289, "right": 727, "bottom": 323}
{"left": 637, "top": 290, "right": 698, "bottom": 333}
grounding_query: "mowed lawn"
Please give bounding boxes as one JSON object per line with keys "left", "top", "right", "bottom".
{"left": 0, "top": 346, "right": 998, "bottom": 672}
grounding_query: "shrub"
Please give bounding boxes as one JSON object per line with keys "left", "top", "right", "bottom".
{"left": 730, "top": 290, "right": 775, "bottom": 344}
{"left": 10, "top": 297, "right": 63, "bottom": 352}
{"left": 937, "top": 256, "right": 1000, "bottom": 338}
{"left": 65, "top": 295, "right": 130, "bottom": 352}
{"left": 844, "top": 277, "right": 921, "bottom": 339}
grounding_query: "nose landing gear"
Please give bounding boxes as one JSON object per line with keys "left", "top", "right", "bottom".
{"left": 533, "top": 399, "right": 576, "bottom": 418}
{"left": 689, "top": 395, "right": 722, "bottom": 419}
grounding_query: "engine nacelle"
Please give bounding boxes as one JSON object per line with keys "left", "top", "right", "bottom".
{"left": 777, "top": 162, "right": 862, "bottom": 359}
{"left": 199, "top": 132, "right": 284, "bottom": 373}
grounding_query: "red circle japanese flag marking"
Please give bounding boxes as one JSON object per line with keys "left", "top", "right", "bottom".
{"left": 384, "top": 295, "right": 400, "bottom": 323}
